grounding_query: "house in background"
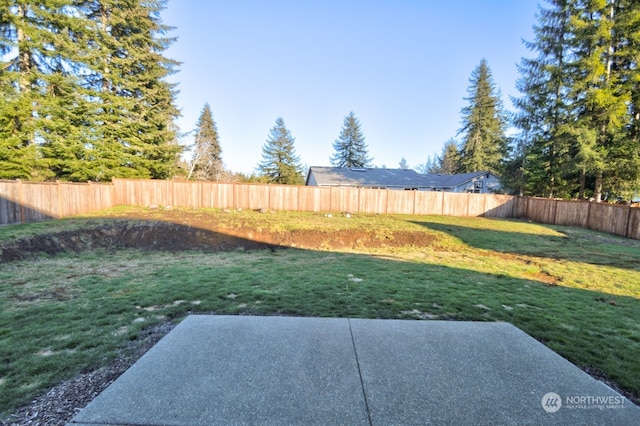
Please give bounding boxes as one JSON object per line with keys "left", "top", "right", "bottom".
{"left": 306, "top": 167, "right": 432, "bottom": 190}
{"left": 305, "top": 167, "right": 503, "bottom": 194}
{"left": 420, "top": 171, "right": 503, "bottom": 194}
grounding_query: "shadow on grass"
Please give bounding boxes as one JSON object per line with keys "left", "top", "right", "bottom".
{"left": 1, "top": 218, "right": 640, "bottom": 419}
{"left": 412, "top": 219, "right": 640, "bottom": 271}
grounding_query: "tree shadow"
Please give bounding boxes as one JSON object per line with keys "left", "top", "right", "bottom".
{"left": 0, "top": 195, "right": 54, "bottom": 225}
{"left": 411, "top": 219, "right": 640, "bottom": 271}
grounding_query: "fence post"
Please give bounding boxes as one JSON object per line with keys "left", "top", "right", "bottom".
{"left": 625, "top": 205, "right": 633, "bottom": 238}
{"left": 412, "top": 190, "right": 417, "bottom": 215}
{"left": 482, "top": 193, "right": 487, "bottom": 217}
{"left": 57, "top": 181, "right": 63, "bottom": 218}
{"left": 553, "top": 199, "right": 559, "bottom": 225}
{"left": 18, "top": 180, "right": 25, "bottom": 224}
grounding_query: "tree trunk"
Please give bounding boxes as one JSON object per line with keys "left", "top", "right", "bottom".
{"left": 594, "top": 170, "right": 603, "bottom": 202}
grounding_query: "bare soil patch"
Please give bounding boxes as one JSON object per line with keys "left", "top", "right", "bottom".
{"left": 1, "top": 211, "right": 438, "bottom": 262}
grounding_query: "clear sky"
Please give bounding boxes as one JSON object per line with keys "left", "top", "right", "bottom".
{"left": 161, "top": 0, "right": 540, "bottom": 175}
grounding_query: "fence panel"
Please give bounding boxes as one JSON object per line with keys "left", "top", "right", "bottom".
{"left": 553, "top": 200, "right": 588, "bottom": 228}
{"left": 329, "top": 187, "right": 359, "bottom": 213}
{"left": 0, "top": 181, "right": 22, "bottom": 224}
{"left": 588, "top": 203, "right": 630, "bottom": 237}
{"left": 386, "top": 190, "right": 415, "bottom": 215}
{"left": 467, "top": 193, "right": 487, "bottom": 217}
{"left": 483, "top": 195, "right": 516, "bottom": 218}
{"left": 627, "top": 208, "right": 640, "bottom": 240}
{"left": 58, "top": 182, "right": 114, "bottom": 216}
{"left": 524, "top": 198, "right": 557, "bottom": 224}
{"left": 442, "top": 193, "right": 470, "bottom": 216}
{"left": 269, "top": 185, "right": 299, "bottom": 211}
{"left": 298, "top": 186, "right": 329, "bottom": 212}
{"left": 359, "top": 188, "right": 388, "bottom": 214}
{"left": 21, "top": 182, "right": 59, "bottom": 220}
{"left": 413, "top": 192, "right": 444, "bottom": 215}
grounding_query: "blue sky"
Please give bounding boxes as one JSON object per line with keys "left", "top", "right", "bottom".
{"left": 162, "top": 1, "right": 540, "bottom": 174}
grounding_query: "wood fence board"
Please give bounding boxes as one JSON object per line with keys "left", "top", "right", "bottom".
{"left": 525, "top": 198, "right": 556, "bottom": 224}
{"left": 359, "top": 188, "right": 387, "bottom": 214}
{"left": 386, "top": 190, "right": 415, "bottom": 215}
{"left": 628, "top": 208, "right": 640, "bottom": 240}
{"left": 0, "top": 181, "right": 22, "bottom": 224}
{"left": 329, "top": 187, "right": 359, "bottom": 213}
{"left": 413, "top": 192, "right": 444, "bottom": 215}
{"left": 553, "top": 200, "right": 588, "bottom": 227}
{"left": 467, "top": 193, "right": 486, "bottom": 217}
{"left": 442, "top": 193, "right": 469, "bottom": 216}
{"left": 483, "top": 195, "right": 515, "bottom": 218}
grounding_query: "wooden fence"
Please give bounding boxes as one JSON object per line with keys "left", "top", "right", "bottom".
{"left": 112, "top": 179, "right": 517, "bottom": 218}
{"left": 0, "top": 180, "right": 114, "bottom": 224}
{"left": 1, "top": 178, "right": 638, "bottom": 240}
{"left": 516, "top": 197, "right": 640, "bottom": 240}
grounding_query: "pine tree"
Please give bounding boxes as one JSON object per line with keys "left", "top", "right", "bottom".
{"left": 0, "top": 0, "right": 89, "bottom": 180}
{"left": 257, "top": 117, "right": 304, "bottom": 184}
{"left": 570, "top": 0, "right": 637, "bottom": 201}
{"left": 438, "top": 139, "right": 461, "bottom": 174}
{"left": 188, "top": 103, "right": 222, "bottom": 180}
{"left": 458, "top": 59, "right": 507, "bottom": 175}
{"left": 0, "top": 0, "right": 181, "bottom": 181}
{"left": 330, "top": 111, "right": 372, "bottom": 168}
{"left": 398, "top": 157, "right": 409, "bottom": 169}
{"left": 512, "top": 0, "right": 579, "bottom": 198}
{"left": 85, "top": 0, "right": 181, "bottom": 180}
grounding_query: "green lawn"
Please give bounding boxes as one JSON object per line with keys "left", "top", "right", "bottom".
{"left": 1, "top": 209, "right": 639, "bottom": 418}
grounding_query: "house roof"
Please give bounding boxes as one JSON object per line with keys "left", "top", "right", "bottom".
{"left": 420, "top": 171, "right": 496, "bottom": 189}
{"left": 306, "top": 167, "right": 429, "bottom": 188}
{"left": 307, "top": 167, "right": 499, "bottom": 189}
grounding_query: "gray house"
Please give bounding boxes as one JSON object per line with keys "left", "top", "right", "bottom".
{"left": 420, "top": 171, "right": 503, "bottom": 194}
{"left": 305, "top": 167, "right": 502, "bottom": 194}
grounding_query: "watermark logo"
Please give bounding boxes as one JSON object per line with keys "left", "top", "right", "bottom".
{"left": 541, "top": 392, "right": 627, "bottom": 412}
{"left": 542, "top": 392, "right": 562, "bottom": 413}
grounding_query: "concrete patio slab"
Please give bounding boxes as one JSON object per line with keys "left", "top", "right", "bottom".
{"left": 69, "top": 315, "right": 639, "bottom": 426}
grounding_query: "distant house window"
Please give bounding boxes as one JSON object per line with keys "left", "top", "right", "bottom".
{"left": 474, "top": 181, "right": 483, "bottom": 189}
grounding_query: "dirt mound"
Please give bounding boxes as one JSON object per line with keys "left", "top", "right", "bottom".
{"left": 1, "top": 220, "right": 437, "bottom": 262}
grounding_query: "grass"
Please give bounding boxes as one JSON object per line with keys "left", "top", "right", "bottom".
{"left": 1, "top": 208, "right": 639, "bottom": 419}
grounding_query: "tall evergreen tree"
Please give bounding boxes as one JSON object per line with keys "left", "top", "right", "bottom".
{"left": 438, "top": 138, "right": 461, "bottom": 174}
{"left": 512, "top": 0, "right": 580, "bottom": 198}
{"left": 188, "top": 103, "right": 222, "bottom": 181}
{"left": 0, "top": 0, "right": 181, "bottom": 181}
{"left": 0, "top": 0, "right": 90, "bottom": 180}
{"left": 570, "top": 0, "right": 636, "bottom": 201}
{"left": 257, "top": 117, "right": 304, "bottom": 184}
{"left": 330, "top": 111, "right": 371, "bottom": 168}
{"left": 513, "top": 0, "right": 640, "bottom": 200}
{"left": 86, "top": 0, "right": 181, "bottom": 180}
{"left": 458, "top": 59, "right": 507, "bottom": 175}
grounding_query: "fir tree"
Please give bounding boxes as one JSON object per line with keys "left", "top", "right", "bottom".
{"left": 398, "top": 157, "right": 409, "bottom": 169}
{"left": 188, "top": 103, "right": 222, "bottom": 181}
{"left": 458, "top": 59, "right": 507, "bottom": 175}
{"left": 257, "top": 117, "right": 304, "bottom": 184}
{"left": 330, "top": 111, "right": 371, "bottom": 168}
{"left": 512, "top": 0, "right": 579, "bottom": 198}
{"left": 438, "top": 139, "right": 461, "bottom": 174}
{"left": 0, "top": 0, "right": 181, "bottom": 181}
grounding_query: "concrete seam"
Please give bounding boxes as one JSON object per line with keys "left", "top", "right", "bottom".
{"left": 348, "top": 318, "right": 373, "bottom": 426}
